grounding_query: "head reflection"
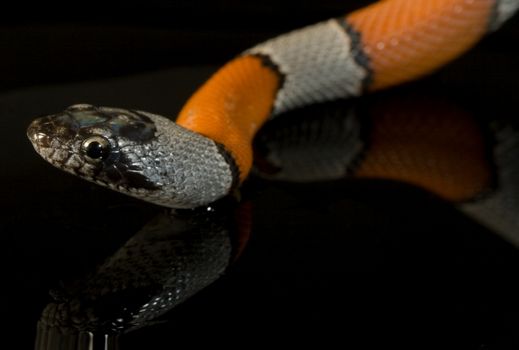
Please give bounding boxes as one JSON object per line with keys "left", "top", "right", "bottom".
{"left": 35, "top": 200, "right": 249, "bottom": 350}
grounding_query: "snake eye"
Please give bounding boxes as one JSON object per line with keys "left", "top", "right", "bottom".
{"left": 82, "top": 136, "right": 110, "bottom": 161}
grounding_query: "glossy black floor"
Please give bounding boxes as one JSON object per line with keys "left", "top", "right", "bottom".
{"left": 3, "top": 2, "right": 519, "bottom": 349}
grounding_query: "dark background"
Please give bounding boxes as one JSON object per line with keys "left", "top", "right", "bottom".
{"left": 0, "top": 0, "right": 513, "bottom": 90}
{"left": 2, "top": 0, "right": 371, "bottom": 91}
{"left": 3, "top": 1, "right": 519, "bottom": 348}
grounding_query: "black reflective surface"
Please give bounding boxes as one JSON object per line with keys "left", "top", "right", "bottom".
{"left": 3, "top": 4, "right": 519, "bottom": 349}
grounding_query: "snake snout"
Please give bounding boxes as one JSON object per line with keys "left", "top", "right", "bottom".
{"left": 27, "top": 118, "right": 52, "bottom": 149}
{"left": 27, "top": 112, "right": 78, "bottom": 150}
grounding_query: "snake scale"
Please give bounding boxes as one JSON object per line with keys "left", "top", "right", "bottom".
{"left": 27, "top": 0, "right": 519, "bottom": 209}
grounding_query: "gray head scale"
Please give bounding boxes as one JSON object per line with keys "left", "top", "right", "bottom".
{"left": 27, "top": 104, "right": 235, "bottom": 208}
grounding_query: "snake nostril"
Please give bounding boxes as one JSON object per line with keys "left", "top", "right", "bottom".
{"left": 27, "top": 120, "right": 50, "bottom": 147}
{"left": 29, "top": 132, "right": 50, "bottom": 148}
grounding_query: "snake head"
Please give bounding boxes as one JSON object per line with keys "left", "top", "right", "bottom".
{"left": 27, "top": 104, "right": 161, "bottom": 192}
{"left": 27, "top": 104, "right": 235, "bottom": 208}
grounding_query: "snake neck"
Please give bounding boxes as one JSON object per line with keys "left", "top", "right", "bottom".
{"left": 134, "top": 113, "right": 238, "bottom": 208}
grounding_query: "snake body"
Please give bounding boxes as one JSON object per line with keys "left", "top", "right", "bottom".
{"left": 27, "top": 0, "right": 519, "bottom": 208}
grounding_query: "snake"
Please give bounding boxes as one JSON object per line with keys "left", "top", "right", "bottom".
{"left": 27, "top": 0, "right": 519, "bottom": 209}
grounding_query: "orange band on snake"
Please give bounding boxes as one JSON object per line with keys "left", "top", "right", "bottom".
{"left": 347, "top": 0, "right": 495, "bottom": 90}
{"left": 177, "top": 56, "right": 280, "bottom": 182}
